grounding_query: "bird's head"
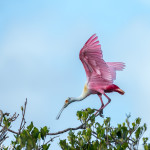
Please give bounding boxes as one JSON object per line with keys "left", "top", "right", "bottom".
{"left": 56, "top": 97, "right": 73, "bottom": 120}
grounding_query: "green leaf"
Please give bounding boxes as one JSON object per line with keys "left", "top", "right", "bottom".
{"left": 77, "top": 111, "right": 82, "bottom": 120}
{"left": 87, "top": 108, "right": 94, "bottom": 114}
{"left": 41, "top": 126, "right": 49, "bottom": 140}
{"left": 42, "top": 144, "right": 50, "bottom": 150}
{"left": 136, "top": 118, "right": 141, "bottom": 125}
{"left": 31, "top": 127, "right": 39, "bottom": 139}
{"left": 27, "top": 122, "right": 34, "bottom": 132}
{"left": 132, "top": 122, "right": 135, "bottom": 128}
{"left": 38, "top": 133, "right": 41, "bottom": 140}
{"left": 135, "top": 127, "right": 141, "bottom": 139}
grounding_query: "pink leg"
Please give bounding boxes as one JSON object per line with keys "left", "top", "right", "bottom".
{"left": 95, "top": 93, "right": 111, "bottom": 116}
{"left": 98, "top": 94, "right": 104, "bottom": 107}
{"left": 95, "top": 94, "right": 104, "bottom": 115}
{"left": 101, "top": 93, "right": 111, "bottom": 110}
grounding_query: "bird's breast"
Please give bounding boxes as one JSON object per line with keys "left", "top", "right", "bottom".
{"left": 82, "top": 83, "right": 91, "bottom": 97}
{"left": 83, "top": 83, "right": 88, "bottom": 93}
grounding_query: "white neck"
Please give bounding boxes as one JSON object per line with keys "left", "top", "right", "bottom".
{"left": 71, "top": 94, "right": 86, "bottom": 101}
{"left": 71, "top": 84, "right": 90, "bottom": 102}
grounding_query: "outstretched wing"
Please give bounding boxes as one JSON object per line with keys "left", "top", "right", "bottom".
{"left": 79, "top": 34, "right": 113, "bottom": 89}
{"left": 106, "top": 62, "right": 125, "bottom": 80}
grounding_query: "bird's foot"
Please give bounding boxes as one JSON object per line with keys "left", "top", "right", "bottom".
{"left": 99, "top": 113, "right": 104, "bottom": 118}
{"left": 94, "top": 108, "right": 104, "bottom": 118}
{"left": 99, "top": 109, "right": 104, "bottom": 118}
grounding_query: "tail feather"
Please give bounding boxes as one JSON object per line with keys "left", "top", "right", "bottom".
{"left": 116, "top": 88, "right": 125, "bottom": 95}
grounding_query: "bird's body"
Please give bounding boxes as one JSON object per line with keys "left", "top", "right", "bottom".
{"left": 56, "top": 34, "right": 125, "bottom": 119}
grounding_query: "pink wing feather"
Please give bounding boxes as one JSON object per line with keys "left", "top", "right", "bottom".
{"left": 106, "top": 62, "right": 125, "bottom": 80}
{"left": 79, "top": 34, "right": 113, "bottom": 90}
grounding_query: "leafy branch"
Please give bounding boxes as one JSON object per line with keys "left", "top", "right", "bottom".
{"left": 0, "top": 100, "right": 150, "bottom": 150}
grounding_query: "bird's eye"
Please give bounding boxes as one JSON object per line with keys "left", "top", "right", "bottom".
{"left": 65, "top": 100, "right": 69, "bottom": 103}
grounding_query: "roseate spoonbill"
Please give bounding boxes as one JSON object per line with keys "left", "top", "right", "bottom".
{"left": 56, "top": 34, "right": 125, "bottom": 119}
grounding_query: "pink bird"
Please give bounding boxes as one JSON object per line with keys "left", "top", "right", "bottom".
{"left": 56, "top": 34, "right": 125, "bottom": 119}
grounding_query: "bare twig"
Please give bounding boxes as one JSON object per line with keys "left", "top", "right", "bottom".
{"left": 0, "top": 110, "right": 3, "bottom": 125}
{"left": 19, "top": 98, "right": 27, "bottom": 134}
{"left": 48, "top": 124, "right": 85, "bottom": 135}
{"left": 92, "top": 132, "right": 97, "bottom": 139}
{"left": 45, "top": 136, "right": 59, "bottom": 145}
{"left": 7, "top": 128, "right": 18, "bottom": 135}
{"left": 9, "top": 113, "right": 19, "bottom": 122}
{"left": 0, "top": 109, "right": 19, "bottom": 144}
{"left": 38, "top": 136, "right": 59, "bottom": 150}
{"left": 48, "top": 111, "right": 100, "bottom": 135}
{"left": 0, "top": 127, "right": 8, "bottom": 145}
{"left": 3, "top": 113, "right": 10, "bottom": 116}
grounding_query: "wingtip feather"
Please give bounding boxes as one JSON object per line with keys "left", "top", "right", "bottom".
{"left": 85, "top": 34, "right": 97, "bottom": 45}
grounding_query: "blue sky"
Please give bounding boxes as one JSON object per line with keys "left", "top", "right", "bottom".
{"left": 0, "top": 0, "right": 150, "bottom": 149}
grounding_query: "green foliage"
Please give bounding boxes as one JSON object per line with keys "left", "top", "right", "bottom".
{"left": 3, "top": 116, "right": 11, "bottom": 128}
{"left": 11, "top": 122, "right": 50, "bottom": 150}
{"left": 1, "top": 106, "right": 150, "bottom": 150}
{"left": 60, "top": 108, "right": 150, "bottom": 150}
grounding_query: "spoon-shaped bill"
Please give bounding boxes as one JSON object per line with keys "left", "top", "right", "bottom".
{"left": 56, "top": 105, "right": 65, "bottom": 120}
